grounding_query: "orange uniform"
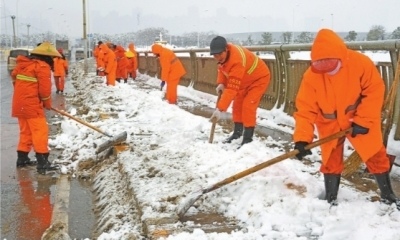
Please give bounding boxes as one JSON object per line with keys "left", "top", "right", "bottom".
{"left": 113, "top": 45, "right": 129, "bottom": 81}
{"left": 151, "top": 44, "right": 186, "bottom": 104}
{"left": 93, "top": 44, "right": 104, "bottom": 76}
{"left": 293, "top": 29, "right": 390, "bottom": 174}
{"left": 11, "top": 55, "right": 52, "bottom": 154}
{"left": 216, "top": 43, "right": 270, "bottom": 127}
{"left": 53, "top": 53, "right": 68, "bottom": 92}
{"left": 98, "top": 43, "right": 117, "bottom": 86}
{"left": 127, "top": 43, "right": 138, "bottom": 79}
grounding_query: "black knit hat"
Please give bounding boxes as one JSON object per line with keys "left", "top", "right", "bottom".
{"left": 210, "top": 36, "right": 227, "bottom": 55}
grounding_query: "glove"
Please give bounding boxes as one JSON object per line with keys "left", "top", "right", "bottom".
{"left": 65, "top": 70, "right": 68, "bottom": 75}
{"left": 97, "top": 67, "right": 105, "bottom": 71}
{"left": 294, "top": 141, "right": 312, "bottom": 160}
{"left": 42, "top": 99, "right": 51, "bottom": 110}
{"left": 160, "top": 81, "right": 166, "bottom": 88}
{"left": 351, "top": 122, "right": 369, "bottom": 138}
{"left": 215, "top": 84, "right": 225, "bottom": 94}
{"left": 210, "top": 109, "right": 221, "bottom": 122}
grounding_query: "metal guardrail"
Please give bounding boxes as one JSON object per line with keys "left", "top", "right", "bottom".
{"left": 137, "top": 40, "right": 400, "bottom": 140}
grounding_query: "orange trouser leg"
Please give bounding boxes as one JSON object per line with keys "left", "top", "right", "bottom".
{"left": 232, "top": 76, "right": 269, "bottom": 127}
{"left": 364, "top": 145, "right": 390, "bottom": 174}
{"left": 59, "top": 75, "right": 65, "bottom": 91}
{"left": 116, "top": 67, "right": 127, "bottom": 79}
{"left": 320, "top": 137, "right": 390, "bottom": 174}
{"left": 107, "top": 72, "right": 116, "bottom": 86}
{"left": 54, "top": 76, "right": 60, "bottom": 90}
{"left": 166, "top": 79, "right": 179, "bottom": 104}
{"left": 18, "top": 117, "right": 49, "bottom": 154}
{"left": 320, "top": 136, "right": 345, "bottom": 174}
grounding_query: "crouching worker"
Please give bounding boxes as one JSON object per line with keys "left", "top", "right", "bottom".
{"left": 209, "top": 36, "right": 271, "bottom": 146}
{"left": 11, "top": 41, "right": 60, "bottom": 174}
{"left": 293, "top": 29, "right": 400, "bottom": 210}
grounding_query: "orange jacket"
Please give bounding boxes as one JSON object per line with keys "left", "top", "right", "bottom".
{"left": 294, "top": 29, "right": 385, "bottom": 164}
{"left": 94, "top": 45, "right": 103, "bottom": 68}
{"left": 98, "top": 43, "right": 117, "bottom": 75}
{"left": 11, "top": 55, "right": 51, "bottom": 118}
{"left": 127, "top": 43, "right": 138, "bottom": 72}
{"left": 151, "top": 44, "right": 186, "bottom": 82}
{"left": 216, "top": 43, "right": 270, "bottom": 111}
{"left": 53, "top": 57, "right": 68, "bottom": 77}
{"left": 114, "top": 45, "right": 128, "bottom": 69}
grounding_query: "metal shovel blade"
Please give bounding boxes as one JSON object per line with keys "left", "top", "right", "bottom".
{"left": 95, "top": 131, "right": 127, "bottom": 154}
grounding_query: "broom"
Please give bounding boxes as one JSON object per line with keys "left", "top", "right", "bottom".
{"left": 342, "top": 52, "right": 400, "bottom": 177}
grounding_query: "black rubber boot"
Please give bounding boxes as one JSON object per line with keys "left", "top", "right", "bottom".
{"left": 324, "top": 174, "right": 341, "bottom": 206}
{"left": 16, "top": 151, "right": 37, "bottom": 167}
{"left": 116, "top": 79, "right": 121, "bottom": 83}
{"left": 374, "top": 172, "right": 400, "bottom": 210}
{"left": 36, "top": 153, "right": 58, "bottom": 175}
{"left": 241, "top": 127, "right": 255, "bottom": 146}
{"left": 223, "top": 122, "right": 243, "bottom": 143}
{"left": 124, "top": 79, "right": 128, "bottom": 83}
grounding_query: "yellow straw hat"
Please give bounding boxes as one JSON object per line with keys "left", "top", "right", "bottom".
{"left": 31, "top": 41, "right": 62, "bottom": 57}
{"left": 125, "top": 51, "right": 134, "bottom": 58}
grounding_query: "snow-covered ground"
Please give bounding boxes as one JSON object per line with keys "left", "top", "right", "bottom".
{"left": 49, "top": 52, "right": 400, "bottom": 239}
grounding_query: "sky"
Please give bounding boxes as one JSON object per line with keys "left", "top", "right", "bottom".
{"left": 1, "top": 0, "right": 400, "bottom": 39}
{"left": 45, "top": 49, "right": 400, "bottom": 239}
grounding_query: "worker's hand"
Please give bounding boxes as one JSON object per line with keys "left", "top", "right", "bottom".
{"left": 215, "top": 84, "right": 225, "bottom": 94}
{"left": 42, "top": 99, "right": 52, "bottom": 110}
{"left": 65, "top": 70, "right": 68, "bottom": 75}
{"left": 210, "top": 109, "right": 221, "bottom": 122}
{"left": 294, "top": 141, "right": 312, "bottom": 160}
{"left": 351, "top": 122, "right": 369, "bottom": 138}
{"left": 97, "top": 67, "right": 105, "bottom": 72}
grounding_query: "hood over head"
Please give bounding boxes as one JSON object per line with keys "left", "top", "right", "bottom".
{"left": 310, "top": 29, "right": 347, "bottom": 63}
{"left": 151, "top": 44, "right": 163, "bottom": 55}
{"left": 129, "top": 43, "right": 135, "bottom": 51}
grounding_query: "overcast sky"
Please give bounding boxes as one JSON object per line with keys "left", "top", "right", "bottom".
{"left": 1, "top": 0, "right": 399, "bottom": 39}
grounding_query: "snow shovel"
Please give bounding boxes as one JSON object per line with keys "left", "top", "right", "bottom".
{"left": 177, "top": 127, "right": 352, "bottom": 218}
{"left": 51, "top": 107, "right": 127, "bottom": 154}
{"left": 208, "top": 91, "right": 222, "bottom": 143}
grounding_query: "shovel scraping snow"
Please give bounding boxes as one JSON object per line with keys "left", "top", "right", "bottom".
{"left": 51, "top": 107, "right": 128, "bottom": 154}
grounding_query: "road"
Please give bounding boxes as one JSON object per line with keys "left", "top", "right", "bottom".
{"left": 0, "top": 62, "right": 94, "bottom": 239}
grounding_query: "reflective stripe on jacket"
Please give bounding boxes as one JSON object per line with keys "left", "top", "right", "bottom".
{"left": 11, "top": 55, "right": 52, "bottom": 118}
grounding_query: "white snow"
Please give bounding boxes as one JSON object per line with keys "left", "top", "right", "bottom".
{"left": 49, "top": 51, "right": 400, "bottom": 239}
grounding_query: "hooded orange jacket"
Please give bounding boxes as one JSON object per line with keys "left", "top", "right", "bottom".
{"left": 216, "top": 43, "right": 270, "bottom": 111}
{"left": 293, "top": 29, "right": 385, "bottom": 164}
{"left": 151, "top": 44, "right": 186, "bottom": 82}
{"left": 127, "top": 43, "right": 138, "bottom": 72}
{"left": 11, "top": 55, "right": 52, "bottom": 118}
{"left": 53, "top": 57, "right": 68, "bottom": 77}
{"left": 98, "top": 43, "right": 117, "bottom": 75}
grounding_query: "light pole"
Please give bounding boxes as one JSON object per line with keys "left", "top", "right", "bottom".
{"left": 27, "top": 24, "right": 31, "bottom": 48}
{"left": 11, "top": 15, "right": 17, "bottom": 48}
{"left": 82, "top": 0, "right": 88, "bottom": 74}
{"left": 292, "top": 4, "right": 298, "bottom": 44}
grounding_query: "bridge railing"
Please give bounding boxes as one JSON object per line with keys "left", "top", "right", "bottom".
{"left": 137, "top": 40, "right": 400, "bottom": 140}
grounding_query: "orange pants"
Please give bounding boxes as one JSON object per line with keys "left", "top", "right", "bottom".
{"left": 320, "top": 136, "right": 390, "bottom": 174}
{"left": 232, "top": 76, "right": 269, "bottom": 127}
{"left": 54, "top": 76, "right": 65, "bottom": 91}
{"left": 116, "top": 66, "right": 128, "bottom": 79}
{"left": 106, "top": 71, "right": 116, "bottom": 86}
{"left": 18, "top": 117, "right": 49, "bottom": 153}
{"left": 166, "top": 78, "right": 180, "bottom": 104}
{"left": 128, "top": 70, "right": 137, "bottom": 79}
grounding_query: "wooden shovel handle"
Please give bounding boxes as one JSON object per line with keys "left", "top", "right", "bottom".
{"left": 51, "top": 107, "right": 111, "bottom": 137}
{"left": 204, "top": 128, "right": 353, "bottom": 194}
{"left": 208, "top": 91, "right": 222, "bottom": 143}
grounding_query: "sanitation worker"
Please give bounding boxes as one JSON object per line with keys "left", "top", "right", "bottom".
{"left": 53, "top": 48, "right": 69, "bottom": 94}
{"left": 98, "top": 43, "right": 117, "bottom": 86}
{"left": 110, "top": 43, "right": 129, "bottom": 83}
{"left": 94, "top": 41, "right": 104, "bottom": 76}
{"left": 126, "top": 43, "right": 138, "bottom": 81}
{"left": 11, "top": 41, "right": 59, "bottom": 174}
{"left": 151, "top": 44, "right": 186, "bottom": 104}
{"left": 209, "top": 36, "right": 271, "bottom": 146}
{"left": 292, "top": 28, "right": 399, "bottom": 210}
